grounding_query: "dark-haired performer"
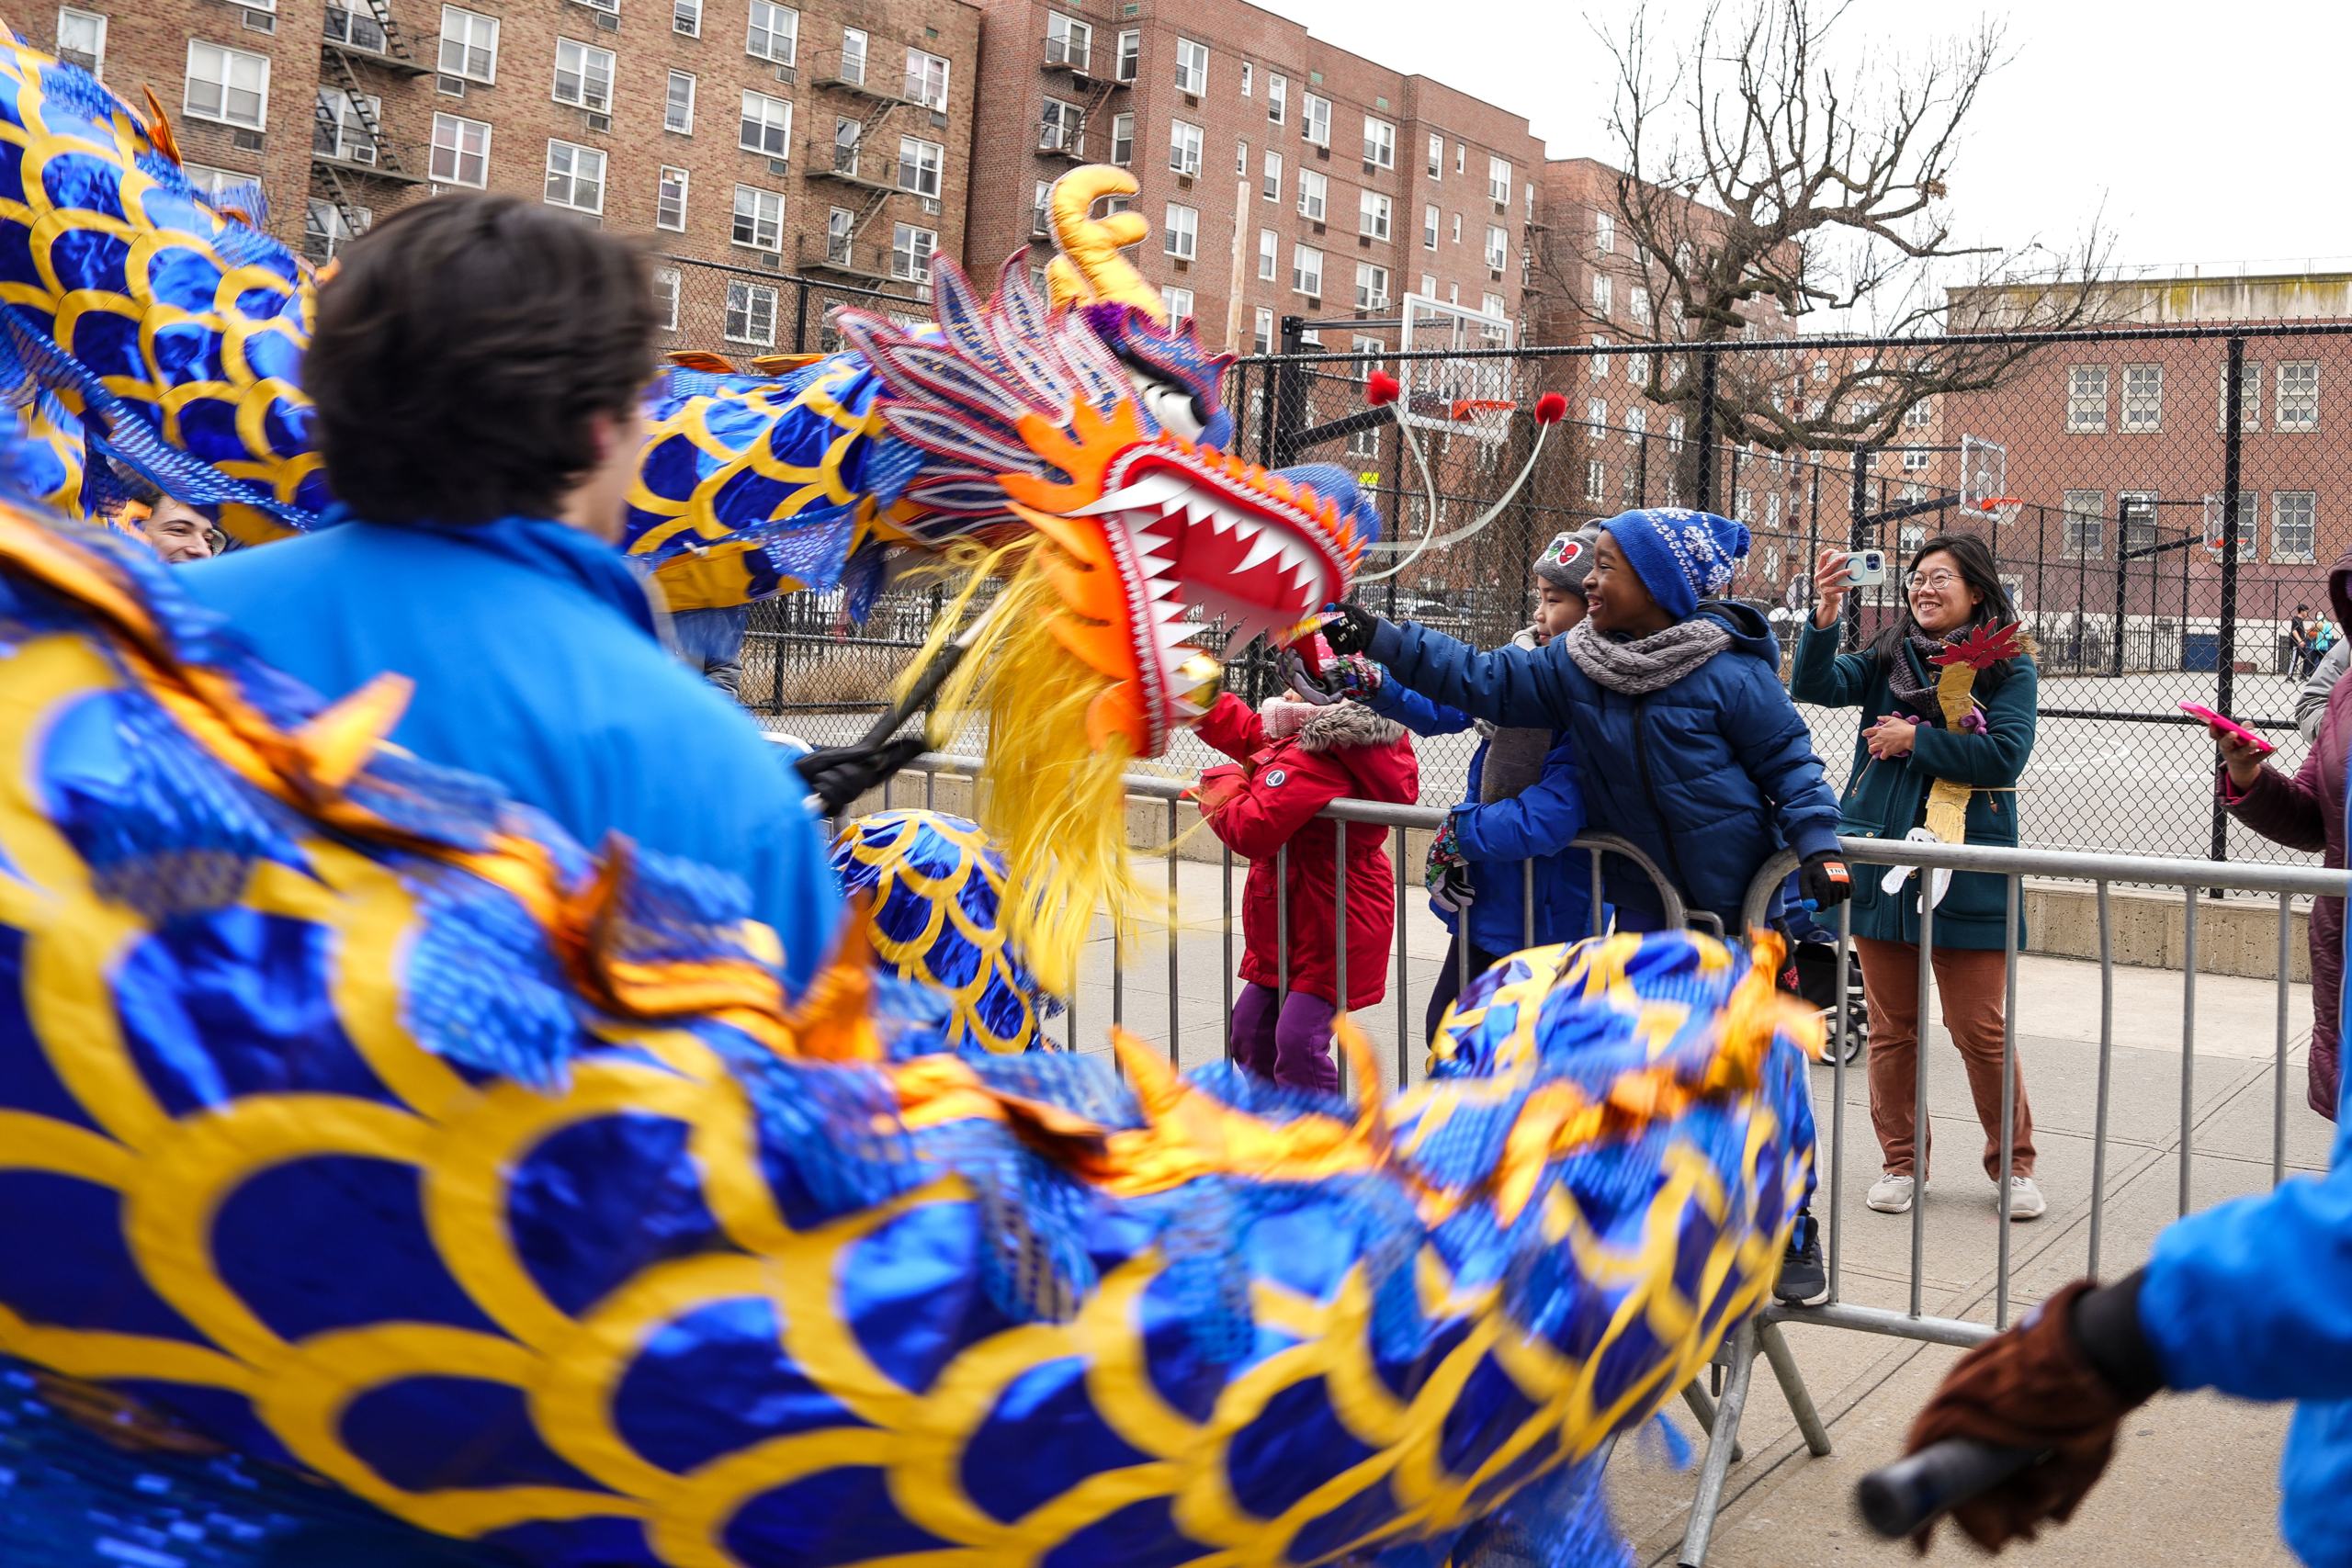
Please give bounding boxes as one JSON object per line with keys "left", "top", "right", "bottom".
{"left": 181, "top": 194, "right": 852, "bottom": 996}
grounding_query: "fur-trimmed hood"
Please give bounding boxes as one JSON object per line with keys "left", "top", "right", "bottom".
{"left": 1294, "top": 699, "right": 1406, "bottom": 753}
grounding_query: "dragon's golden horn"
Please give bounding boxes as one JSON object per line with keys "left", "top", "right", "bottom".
{"left": 1046, "top": 166, "right": 1165, "bottom": 323}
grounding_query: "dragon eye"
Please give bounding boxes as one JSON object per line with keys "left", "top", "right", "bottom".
{"left": 1139, "top": 380, "right": 1206, "bottom": 442}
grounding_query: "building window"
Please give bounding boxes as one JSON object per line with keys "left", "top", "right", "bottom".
{"left": 1266, "top": 73, "right": 1284, "bottom": 123}
{"left": 325, "top": 4, "right": 388, "bottom": 54}
{"left": 551, "top": 39, "right": 614, "bottom": 112}
{"left": 1626, "top": 405, "right": 1647, "bottom": 443}
{"left": 1422, "top": 203, "right": 1438, "bottom": 250}
{"left": 826, "top": 204, "right": 854, "bottom": 262}
{"left": 1169, "top": 118, "right": 1203, "bottom": 175}
{"left": 725, "top": 280, "right": 777, "bottom": 345}
{"left": 904, "top": 49, "right": 948, "bottom": 110}
{"left": 664, "top": 70, "right": 695, "bottom": 132}
{"left": 1163, "top": 202, "right": 1196, "bottom": 259}
{"left": 438, "top": 6, "right": 496, "bottom": 80}
{"left": 543, "top": 140, "right": 605, "bottom": 213}
{"left": 740, "top": 91, "right": 790, "bottom": 157}
{"left": 1253, "top": 306, "right": 1273, "bottom": 353}
{"left": 1450, "top": 212, "right": 1461, "bottom": 243}
{"left": 2278, "top": 360, "right": 2320, "bottom": 432}
{"left": 429, "top": 110, "right": 489, "bottom": 185}
{"left": 1422, "top": 133, "right": 1440, "bottom": 180}
{"left": 898, "top": 136, "right": 943, "bottom": 197}
{"left": 1301, "top": 92, "right": 1329, "bottom": 146}
{"left": 1115, "top": 28, "right": 1137, "bottom": 81}
{"left": 1487, "top": 155, "right": 1510, "bottom": 203}
{"left": 2066, "top": 364, "right": 2108, "bottom": 433}
{"left": 1028, "top": 180, "right": 1049, "bottom": 237}
{"left": 1292, "top": 243, "right": 1322, "bottom": 298}
{"left": 1296, "top": 168, "right": 1326, "bottom": 221}
{"left": 2274, "top": 491, "right": 2318, "bottom": 562}
{"left": 1262, "top": 149, "right": 1281, "bottom": 201}
{"left": 1045, "top": 14, "right": 1089, "bottom": 71}
{"left": 1589, "top": 334, "right": 1610, "bottom": 377}
{"left": 1111, "top": 112, "right": 1133, "bottom": 165}
{"left": 1903, "top": 445, "right": 1928, "bottom": 471}
{"left": 1359, "top": 189, "right": 1389, "bottom": 241}
{"left": 185, "top": 41, "right": 268, "bottom": 128}
{"left": 2062, "top": 489, "right": 2104, "bottom": 558}
{"left": 1481, "top": 290, "right": 1506, "bottom": 328}
{"left": 1484, "top": 224, "right": 1507, "bottom": 271}
{"left": 313, "top": 89, "right": 379, "bottom": 164}
{"left": 1589, "top": 273, "right": 1614, "bottom": 317}
{"left": 1586, "top": 458, "right": 1605, "bottom": 501}
{"left": 1039, "top": 97, "right": 1080, "bottom": 152}
{"left": 650, "top": 265, "right": 679, "bottom": 330}
{"left": 1363, "top": 115, "right": 1394, "bottom": 167}
{"left": 745, "top": 0, "right": 796, "bottom": 64}
{"left": 1355, "top": 261, "right": 1388, "bottom": 310}
{"left": 1904, "top": 394, "right": 1932, "bottom": 427}
{"left": 56, "top": 6, "right": 105, "bottom": 74}
{"left": 1629, "top": 286, "right": 1651, "bottom": 326}
{"left": 656, "top": 164, "right": 687, "bottom": 230}
{"left": 1586, "top": 397, "right": 1607, "bottom": 431}
{"left": 2121, "top": 363, "right": 2162, "bottom": 432}
{"left": 731, "top": 183, "right": 782, "bottom": 249}
{"left": 1236, "top": 137, "right": 1249, "bottom": 175}
{"left": 892, "top": 222, "right": 935, "bottom": 283}
{"left": 1174, "top": 36, "right": 1206, "bottom": 93}
{"left": 1239, "top": 61, "right": 1253, "bottom": 96}
{"left": 1258, "top": 228, "right": 1276, "bottom": 280}
{"left": 673, "top": 0, "right": 700, "bottom": 36}
{"left": 2217, "top": 361, "right": 2261, "bottom": 432}
{"left": 1594, "top": 210, "right": 1614, "bottom": 254}
{"left": 1628, "top": 350, "right": 1649, "bottom": 384}
{"left": 303, "top": 198, "right": 370, "bottom": 258}
{"left": 1164, "top": 285, "right": 1194, "bottom": 320}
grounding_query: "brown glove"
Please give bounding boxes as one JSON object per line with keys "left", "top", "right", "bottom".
{"left": 1903, "top": 1278, "right": 2157, "bottom": 1552}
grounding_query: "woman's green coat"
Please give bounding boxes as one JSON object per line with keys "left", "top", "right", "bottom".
{"left": 1790, "top": 621, "right": 2037, "bottom": 949}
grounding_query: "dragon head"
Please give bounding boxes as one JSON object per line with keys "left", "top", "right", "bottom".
{"left": 835, "top": 168, "right": 1377, "bottom": 761}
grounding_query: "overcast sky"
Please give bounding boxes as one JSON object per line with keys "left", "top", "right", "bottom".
{"left": 1274, "top": 0, "right": 2352, "bottom": 279}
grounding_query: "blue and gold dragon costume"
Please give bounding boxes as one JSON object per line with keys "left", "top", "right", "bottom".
{"left": 0, "top": 35, "right": 1826, "bottom": 1568}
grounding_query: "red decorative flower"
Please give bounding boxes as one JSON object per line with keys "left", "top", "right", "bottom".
{"left": 1930, "top": 621, "right": 2026, "bottom": 671}
{"left": 1366, "top": 370, "right": 1402, "bottom": 407}
{"left": 1534, "top": 392, "right": 1568, "bottom": 425}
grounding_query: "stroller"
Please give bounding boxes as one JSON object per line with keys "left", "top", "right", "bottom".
{"left": 1774, "top": 912, "right": 1868, "bottom": 1065}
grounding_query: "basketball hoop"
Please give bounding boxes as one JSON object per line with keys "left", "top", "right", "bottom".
{"left": 1959, "top": 436, "right": 2020, "bottom": 526}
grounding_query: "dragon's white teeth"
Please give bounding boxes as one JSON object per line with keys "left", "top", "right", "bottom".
{"left": 1133, "top": 550, "right": 1174, "bottom": 578}
{"left": 1069, "top": 473, "right": 1188, "bottom": 517}
{"left": 1234, "top": 526, "right": 1283, "bottom": 573}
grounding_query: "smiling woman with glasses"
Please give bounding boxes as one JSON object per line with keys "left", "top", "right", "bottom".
{"left": 1792, "top": 533, "right": 2044, "bottom": 1224}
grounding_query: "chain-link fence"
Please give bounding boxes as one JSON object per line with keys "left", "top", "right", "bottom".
{"left": 706, "top": 305, "right": 2352, "bottom": 871}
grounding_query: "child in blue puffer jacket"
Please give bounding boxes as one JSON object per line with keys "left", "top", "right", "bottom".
{"left": 1303, "top": 527, "right": 1604, "bottom": 1043}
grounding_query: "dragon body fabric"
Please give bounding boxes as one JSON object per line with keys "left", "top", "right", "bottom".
{"left": 0, "top": 506, "right": 1822, "bottom": 1568}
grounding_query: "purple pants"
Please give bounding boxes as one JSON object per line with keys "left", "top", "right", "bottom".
{"left": 1228, "top": 982, "right": 1340, "bottom": 1093}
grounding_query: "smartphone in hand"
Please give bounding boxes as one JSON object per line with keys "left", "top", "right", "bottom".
{"left": 2181, "top": 702, "right": 2276, "bottom": 755}
{"left": 1845, "top": 549, "right": 1888, "bottom": 587}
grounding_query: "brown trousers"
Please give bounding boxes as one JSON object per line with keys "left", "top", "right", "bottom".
{"left": 1855, "top": 938, "right": 2036, "bottom": 1180}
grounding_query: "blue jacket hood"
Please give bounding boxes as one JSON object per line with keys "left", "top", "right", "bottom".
{"left": 1693, "top": 598, "right": 1781, "bottom": 666}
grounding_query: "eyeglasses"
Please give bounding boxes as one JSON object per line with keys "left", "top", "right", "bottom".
{"left": 1906, "top": 570, "right": 1962, "bottom": 591}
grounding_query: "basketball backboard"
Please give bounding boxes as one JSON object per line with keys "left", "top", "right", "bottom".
{"left": 1397, "top": 293, "right": 1517, "bottom": 446}
{"left": 1958, "top": 435, "right": 2019, "bottom": 525}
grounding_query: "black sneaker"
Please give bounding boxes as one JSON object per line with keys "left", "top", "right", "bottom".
{"left": 1774, "top": 1210, "right": 1826, "bottom": 1304}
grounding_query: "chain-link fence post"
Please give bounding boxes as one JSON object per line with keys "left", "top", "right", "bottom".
{"left": 1693, "top": 348, "right": 1719, "bottom": 513}
{"left": 1844, "top": 446, "right": 1870, "bottom": 652}
{"left": 1272, "top": 316, "right": 1307, "bottom": 471}
{"left": 2212, "top": 334, "right": 2248, "bottom": 889}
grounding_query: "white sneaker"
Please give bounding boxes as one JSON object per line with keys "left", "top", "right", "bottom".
{"left": 2002, "top": 1177, "right": 2047, "bottom": 1221}
{"left": 1867, "top": 1171, "right": 1915, "bottom": 1213}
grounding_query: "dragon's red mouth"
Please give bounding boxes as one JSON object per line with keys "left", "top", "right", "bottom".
{"left": 1067, "top": 446, "right": 1357, "bottom": 728}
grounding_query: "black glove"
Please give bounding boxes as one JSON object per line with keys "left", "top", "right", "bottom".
{"left": 1317, "top": 600, "right": 1382, "bottom": 656}
{"left": 1796, "top": 851, "right": 1853, "bottom": 910}
{"left": 795, "top": 735, "right": 929, "bottom": 818}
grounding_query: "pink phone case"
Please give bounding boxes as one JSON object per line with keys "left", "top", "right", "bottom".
{"left": 2181, "top": 702, "right": 2275, "bottom": 754}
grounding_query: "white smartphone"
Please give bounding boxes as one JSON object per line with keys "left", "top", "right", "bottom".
{"left": 1845, "top": 549, "right": 1888, "bottom": 587}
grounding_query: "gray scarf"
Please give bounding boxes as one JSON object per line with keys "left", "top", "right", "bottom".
{"left": 1886, "top": 630, "right": 1956, "bottom": 719}
{"left": 1476, "top": 625, "right": 1553, "bottom": 801}
{"left": 1564, "top": 615, "right": 1735, "bottom": 695}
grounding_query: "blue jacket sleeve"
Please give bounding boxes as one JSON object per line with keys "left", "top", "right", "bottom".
{"left": 1788, "top": 620, "right": 1879, "bottom": 708}
{"left": 1361, "top": 679, "right": 1472, "bottom": 737}
{"left": 2138, "top": 1131, "right": 2352, "bottom": 1402}
{"left": 1719, "top": 664, "right": 1843, "bottom": 863}
{"left": 1452, "top": 739, "right": 1587, "bottom": 863}
{"left": 1367, "top": 620, "right": 1576, "bottom": 729}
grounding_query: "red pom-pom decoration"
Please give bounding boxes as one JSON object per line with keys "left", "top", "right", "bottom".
{"left": 1534, "top": 392, "right": 1568, "bottom": 425}
{"left": 1366, "top": 370, "right": 1402, "bottom": 407}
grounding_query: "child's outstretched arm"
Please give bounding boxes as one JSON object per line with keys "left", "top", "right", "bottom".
{"left": 1356, "top": 619, "right": 1571, "bottom": 728}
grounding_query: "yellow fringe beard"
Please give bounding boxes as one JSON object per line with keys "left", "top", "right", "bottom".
{"left": 898, "top": 539, "right": 1169, "bottom": 1001}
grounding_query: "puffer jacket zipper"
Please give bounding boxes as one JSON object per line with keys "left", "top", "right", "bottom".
{"left": 1631, "top": 694, "right": 1699, "bottom": 913}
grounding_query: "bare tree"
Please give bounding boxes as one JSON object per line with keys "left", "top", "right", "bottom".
{"left": 1530, "top": 0, "right": 2119, "bottom": 459}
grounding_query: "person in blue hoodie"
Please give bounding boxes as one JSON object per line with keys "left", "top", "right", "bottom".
{"left": 1301, "top": 526, "right": 1603, "bottom": 1043}
{"left": 1320, "top": 507, "right": 1852, "bottom": 936}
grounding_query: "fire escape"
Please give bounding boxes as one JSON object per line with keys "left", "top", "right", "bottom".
{"left": 800, "top": 43, "right": 924, "bottom": 289}
{"left": 1037, "top": 28, "right": 1125, "bottom": 165}
{"left": 311, "top": 0, "right": 428, "bottom": 259}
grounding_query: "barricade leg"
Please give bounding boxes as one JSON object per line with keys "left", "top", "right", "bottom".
{"left": 1678, "top": 1382, "right": 1744, "bottom": 1464}
{"left": 1756, "top": 1320, "right": 1831, "bottom": 1458}
{"left": 1676, "top": 1317, "right": 1758, "bottom": 1567}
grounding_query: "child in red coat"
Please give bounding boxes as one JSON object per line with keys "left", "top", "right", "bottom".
{"left": 1193, "top": 686, "right": 1420, "bottom": 1091}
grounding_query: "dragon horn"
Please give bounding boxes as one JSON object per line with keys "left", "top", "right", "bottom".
{"left": 1045, "top": 166, "right": 1165, "bottom": 324}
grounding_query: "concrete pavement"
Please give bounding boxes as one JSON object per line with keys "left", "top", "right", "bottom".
{"left": 1064, "top": 855, "right": 2327, "bottom": 1565}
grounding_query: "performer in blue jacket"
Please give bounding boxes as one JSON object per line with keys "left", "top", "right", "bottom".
{"left": 1902, "top": 1055, "right": 2352, "bottom": 1562}
{"left": 1322, "top": 507, "right": 1852, "bottom": 936}
{"left": 178, "top": 196, "right": 883, "bottom": 998}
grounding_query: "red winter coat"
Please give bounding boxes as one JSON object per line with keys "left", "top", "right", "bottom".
{"left": 1194, "top": 694, "right": 1419, "bottom": 1010}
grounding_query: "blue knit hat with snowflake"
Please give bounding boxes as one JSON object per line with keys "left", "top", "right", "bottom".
{"left": 1602, "top": 508, "right": 1751, "bottom": 621}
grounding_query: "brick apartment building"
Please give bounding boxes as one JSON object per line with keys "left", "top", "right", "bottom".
{"left": 964, "top": 0, "right": 1544, "bottom": 362}
{"left": 17, "top": 0, "right": 979, "bottom": 353}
